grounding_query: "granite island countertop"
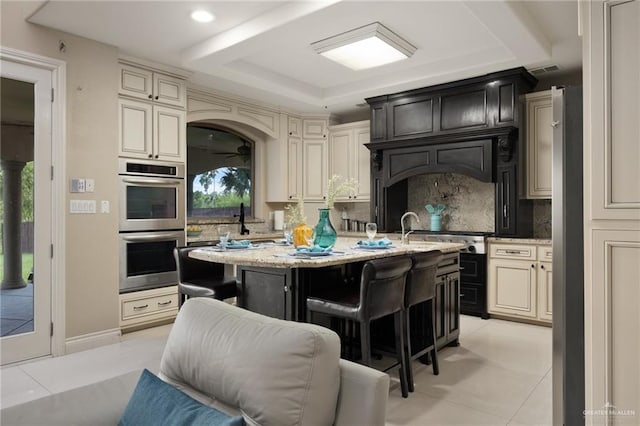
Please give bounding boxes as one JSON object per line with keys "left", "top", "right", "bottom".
{"left": 189, "top": 237, "right": 463, "bottom": 269}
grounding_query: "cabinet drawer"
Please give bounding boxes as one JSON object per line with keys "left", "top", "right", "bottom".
{"left": 537, "top": 246, "right": 553, "bottom": 262}
{"left": 122, "top": 292, "right": 178, "bottom": 320}
{"left": 490, "top": 244, "right": 536, "bottom": 261}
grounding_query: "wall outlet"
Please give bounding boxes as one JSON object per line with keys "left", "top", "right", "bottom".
{"left": 101, "top": 200, "right": 110, "bottom": 213}
{"left": 85, "top": 179, "right": 95, "bottom": 193}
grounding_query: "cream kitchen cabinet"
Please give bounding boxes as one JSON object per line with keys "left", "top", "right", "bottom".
{"left": 119, "top": 285, "right": 178, "bottom": 330}
{"left": 118, "top": 98, "right": 186, "bottom": 162}
{"left": 525, "top": 90, "right": 552, "bottom": 199}
{"left": 488, "top": 241, "right": 552, "bottom": 323}
{"left": 281, "top": 116, "right": 329, "bottom": 201}
{"left": 119, "top": 63, "right": 186, "bottom": 108}
{"left": 328, "top": 121, "right": 371, "bottom": 201}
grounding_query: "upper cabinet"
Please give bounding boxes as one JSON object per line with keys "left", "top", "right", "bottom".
{"left": 118, "top": 61, "right": 187, "bottom": 162}
{"left": 366, "top": 68, "right": 536, "bottom": 144}
{"left": 119, "top": 63, "right": 186, "bottom": 108}
{"left": 524, "top": 90, "right": 552, "bottom": 199}
{"left": 302, "top": 119, "right": 327, "bottom": 139}
{"left": 328, "top": 121, "right": 371, "bottom": 201}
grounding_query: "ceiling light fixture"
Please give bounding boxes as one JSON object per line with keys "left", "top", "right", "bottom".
{"left": 191, "top": 10, "right": 214, "bottom": 23}
{"left": 311, "top": 22, "right": 416, "bottom": 71}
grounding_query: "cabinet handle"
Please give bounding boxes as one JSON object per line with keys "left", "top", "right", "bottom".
{"left": 157, "top": 300, "right": 172, "bottom": 307}
{"left": 505, "top": 250, "right": 522, "bottom": 254}
{"left": 133, "top": 304, "right": 149, "bottom": 311}
{"left": 148, "top": 94, "right": 153, "bottom": 99}
{"left": 540, "top": 265, "right": 545, "bottom": 270}
{"left": 503, "top": 205, "right": 508, "bottom": 218}
{"left": 459, "top": 266, "right": 465, "bottom": 270}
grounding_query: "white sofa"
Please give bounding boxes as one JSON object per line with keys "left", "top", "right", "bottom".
{"left": 1, "top": 298, "right": 390, "bottom": 426}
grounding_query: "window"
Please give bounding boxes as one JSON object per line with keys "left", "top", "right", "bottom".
{"left": 186, "top": 124, "right": 253, "bottom": 219}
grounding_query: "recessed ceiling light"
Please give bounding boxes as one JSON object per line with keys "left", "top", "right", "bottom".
{"left": 191, "top": 10, "right": 214, "bottom": 23}
{"left": 311, "top": 22, "right": 416, "bottom": 71}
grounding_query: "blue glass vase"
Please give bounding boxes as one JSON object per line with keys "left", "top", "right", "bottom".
{"left": 314, "top": 208, "right": 337, "bottom": 248}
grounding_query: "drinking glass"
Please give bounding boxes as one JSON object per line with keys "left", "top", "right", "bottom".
{"left": 365, "top": 222, "right": 377, "bottom": 242}
{"left": 217, "top": 225, "right": 231, "bottom": 251}
{"left": 304, "top": 228, "right": 316, "bottom": 247}
{"left": 283, "top": 222, "right": 293, "bottom": 244}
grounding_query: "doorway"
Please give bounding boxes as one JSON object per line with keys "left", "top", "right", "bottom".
{"left": 0, "top": 57, "right": 53, "bottom": 365}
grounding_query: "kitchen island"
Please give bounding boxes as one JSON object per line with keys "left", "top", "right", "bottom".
{"left": 190, "top": 237, "right": 463, "bottom": 349}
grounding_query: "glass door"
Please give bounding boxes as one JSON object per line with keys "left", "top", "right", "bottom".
{"left": 1, "top": 59, "right": 53, "bottom": 365}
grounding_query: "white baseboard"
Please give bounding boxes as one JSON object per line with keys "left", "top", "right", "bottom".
{"left": 64, "top": 328, "right": 122, "bottom": 354}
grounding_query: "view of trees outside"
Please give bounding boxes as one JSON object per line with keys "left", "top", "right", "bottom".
{"left": 192, "top": 166, "right": 251, "bottom": 210}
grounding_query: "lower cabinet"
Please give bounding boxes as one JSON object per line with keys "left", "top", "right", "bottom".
{"left": 434, "top": 252, "right": 461, "bottom": 349}
{"left": 120, "top": 286, "right": 178, "bottom": 330}
{"left": 487, "top": 241, "right": 552, "bottom": 324}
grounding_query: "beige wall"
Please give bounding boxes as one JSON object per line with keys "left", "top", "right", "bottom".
{"left": 1, "top": 2, "right": 120, "bottom": 339}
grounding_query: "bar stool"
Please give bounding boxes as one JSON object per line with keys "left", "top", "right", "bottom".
{"left": 306, "top": 256, "right": 413, "bottom": 398}
{"left": 404, "top": 250, "right": 443, "bottom": 392}
{"left": 173, "top": 246, "right": 238, "bottom": 308}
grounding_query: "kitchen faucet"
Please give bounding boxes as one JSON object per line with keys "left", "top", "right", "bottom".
{"left": 235, "top": 202, "right": 250, "bottom": 235}
{"left": 400, "top": 211, "right": 419, "bottom": 245}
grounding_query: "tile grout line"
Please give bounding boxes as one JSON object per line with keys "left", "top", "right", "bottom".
{"left": 17, "top": 364, "right": 56, "bottom": 396}
{"left": 506, "top": 368, "right": 549, "bottom": 425}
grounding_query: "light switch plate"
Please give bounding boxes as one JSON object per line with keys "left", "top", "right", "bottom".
{"left": 70, "top": 200, "right": 96, "bottom": 214}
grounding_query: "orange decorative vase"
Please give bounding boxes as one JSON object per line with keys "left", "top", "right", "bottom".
{"left": 293, "top": 223, "right": 312, "bottom": 247}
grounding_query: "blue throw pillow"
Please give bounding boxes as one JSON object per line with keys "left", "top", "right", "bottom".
{"left": 119, "top": 369, "right": 244, "bottom": 426}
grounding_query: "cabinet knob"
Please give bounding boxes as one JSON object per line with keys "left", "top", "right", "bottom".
{"left": 323, "top": 196, "right": 326, "bottom": 200}
{"left": 148, "top": 154, "right": 153, "bottom": 158}
{"left": 353, "top": 195, "right": 357, "bottom": 199}
{"left": 154, "top": 154, "right": 159, "bottom": 159}
{"left": 155, "top": 96, "right": 159, "bottom": 100}
{"left": 531, "top": 264, "right": 535, "bottom": 269}
{"left": 348, "top": 195, "right": 352, "bottom": 199}
{"left": 540, "top": 264, "right": 545, "bottom": 270}
{"left": 148, "top": 94, "right": 153, "bottom": 99}
{"left": 289, "top": 132, "right": 292, "bottom": 136}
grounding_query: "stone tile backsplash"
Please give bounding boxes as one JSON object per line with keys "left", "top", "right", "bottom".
{"left": 408, "top": 173, "right": 495, "bottom": 232}
{"left": 532, "top": 199, "right": 552, "bottom": 239}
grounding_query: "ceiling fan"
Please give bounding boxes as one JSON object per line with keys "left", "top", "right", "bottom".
{"left": 222, "top": 140, "right": 251, "bottom": 163}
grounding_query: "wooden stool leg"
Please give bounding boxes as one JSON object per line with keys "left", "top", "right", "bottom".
{"left": 404, "top": 308, "right": 415, "bottom": 393}
{"left": 394, "top": 311, "right": 409, "bottom": 398}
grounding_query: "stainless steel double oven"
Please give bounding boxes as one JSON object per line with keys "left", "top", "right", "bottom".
{"left": 118, "top": 158, "right": 185, "bottom": 293}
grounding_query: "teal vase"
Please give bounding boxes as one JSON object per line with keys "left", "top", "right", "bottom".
{"left": 314, "top": 208, "right": 337, "bottom": 248}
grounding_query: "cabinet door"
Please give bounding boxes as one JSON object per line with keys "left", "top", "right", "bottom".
{"left": 537, "top": 261, "right": 552, "bottom": 322}
{"left": 329, "top": 130, "right": 352, "bottom": 201}
{"left": 447, "top": 271, "right": 461, "bottom": 338}
{"left": 153, "top": 106, "right": 185, "bottom": 162}
{"left": 303, "top": 119, "right": 327, "bottom": 139}
{"left": 526, "top": 91, "right": 552, "bottom": 198}
{"left": 496, "top": 164, "right": 517, "bottom": 236}
{"left": 434, "top": 274, "right": 447, "bottom": 348}
{"left": 288, "top": 116, "right": 302, "bottom": 138}
{"left": 153, "top": 73, "right": 186, "bottom": 108}
{"left": 119, "top": 98, "right": 153, "bottom": 159}
{"left": 303, "top": 139, "right": 328, "bottom": 201}
{"left": 287, "top": 136, "right": 302, "bottom": 200}
{"left": 488, "top": 258, "right": 537, "bottom": 318}
{"left": 387, "top": 93, "right": 435, "bottom": 141}
{"left": 354, "top": 127, "right": 371, "bottom": 200}
{"left": 119, "top": 64, "right": 153, "bottom": 101}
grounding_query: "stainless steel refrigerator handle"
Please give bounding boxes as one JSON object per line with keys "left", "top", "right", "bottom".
{"left": 120, "top": 232, "right": 182, "bottom": 242}
{"left": 121, "top": 177, "right": 181, "bottom": 185}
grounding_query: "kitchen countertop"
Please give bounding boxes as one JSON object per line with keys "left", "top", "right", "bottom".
{"left": 189, "top": 237, "right": 463, "bottom": 269}
{"left": 488, "top": 237, "right": 552, "bottom": 245}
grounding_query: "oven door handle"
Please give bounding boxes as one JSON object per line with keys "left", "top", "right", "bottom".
{"left": 121, "top": 177, "right": 182, "bottom": 185}
{"left": 120, "top": 231, "right": 182, "bottom": 242}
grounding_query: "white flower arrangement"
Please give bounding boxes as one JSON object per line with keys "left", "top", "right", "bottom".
{"left": 284, "top": 198, "right": 306, "bottom": 225}
{"left": 325, "top": 175, "right": 358, "bottom": 209}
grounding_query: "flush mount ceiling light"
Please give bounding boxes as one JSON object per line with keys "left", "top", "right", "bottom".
{"left": 311, "top": 22, "right": 416, "bottom": 71}
{"left": 191, "top": 10, "right": 215, "bottom": 23}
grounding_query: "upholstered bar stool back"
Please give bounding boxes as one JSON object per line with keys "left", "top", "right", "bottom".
{"left": 173, "top": 247, "right": 237, "bottom": 307}
{"left": 404, "top": 250, "right": 443, "bottom": 392}
{"left": 306, "top": 255, "right": 413, "bottom": 397}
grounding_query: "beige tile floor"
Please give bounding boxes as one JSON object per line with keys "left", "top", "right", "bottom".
{"left": 0, "top": 316, "right": 552, "bottom": 425}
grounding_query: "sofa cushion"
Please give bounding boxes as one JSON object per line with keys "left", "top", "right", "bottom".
{"left": 119, "top": 369, "right": 244, "bottom": 426}
{"left": 160, "top": 298, "right": 341, "bottom": 426}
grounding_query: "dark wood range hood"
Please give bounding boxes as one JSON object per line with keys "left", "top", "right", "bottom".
{"left": 365, "top": 67, "right": 537, "bottom": 236}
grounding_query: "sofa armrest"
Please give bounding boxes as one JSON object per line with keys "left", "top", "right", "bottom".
{"left": 334, "top": 359, "right": 389, "bottom": 426}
